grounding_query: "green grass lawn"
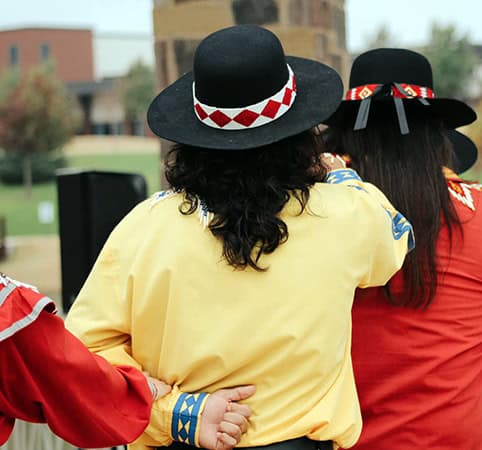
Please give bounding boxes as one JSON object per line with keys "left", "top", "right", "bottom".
{"left": 1, "top": 152, "right": 481, "bottom": 237}
{"left": 1, "top": 152, "right": 162, "bottom": 236}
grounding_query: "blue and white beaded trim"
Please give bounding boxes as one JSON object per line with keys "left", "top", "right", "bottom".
{"left": 325, "top": 168, "right": 362, "bottom": 184}
{"left": 150, "top": 189, "right": 178, "bottom": 208}
{"left": 171, "top": 392, "right": 208, "bottom": 445}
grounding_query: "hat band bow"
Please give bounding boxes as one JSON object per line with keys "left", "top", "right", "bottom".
{"left": 192, "top": 65, "right": 297, "bottom": 130}
{"left": 346, "top": 83, "right": 435, "bottom": 135}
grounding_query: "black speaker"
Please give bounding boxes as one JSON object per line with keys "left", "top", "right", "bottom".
{"left": 56, "top": 170, "right": 147, "bottom": 313}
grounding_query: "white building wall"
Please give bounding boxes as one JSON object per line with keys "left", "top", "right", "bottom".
{"left": 93, "top": 32, "right": 155, "bottom": 79}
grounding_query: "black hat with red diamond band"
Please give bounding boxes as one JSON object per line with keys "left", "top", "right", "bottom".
{"left": 147, "top": 25, "right": 343, "bottom": 150}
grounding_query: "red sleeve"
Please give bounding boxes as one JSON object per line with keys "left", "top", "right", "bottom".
{"left": 0, "top": 311, "right": 152, "bottom": 448}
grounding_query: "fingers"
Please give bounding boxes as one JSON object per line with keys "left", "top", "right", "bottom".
{"left": 215, "top": 432, "right": 237, "bottom": 450}
{"left": 214, "top": 407, "right": 250, "bottom": 450}
{"left": 215, "top": 385, "right": 256, "bottom": 402}
{"left": 223, "top": 412, "right": 249, "bottom": 434}
{"left": 226, "top": 401, "right": 251, "bottom": 419}
{"left": 219, "top": 420, "right": 241, "bottom": 443}
{"left": 147, "top": 377, "right": 172, "bottom": 400}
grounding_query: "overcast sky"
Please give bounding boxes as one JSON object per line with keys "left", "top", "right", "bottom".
{"left": 1, "top": 0, "right": 481, "bottom": 52}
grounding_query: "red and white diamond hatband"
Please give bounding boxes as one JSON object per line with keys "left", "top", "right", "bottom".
{"left": 193, "top": 65, "right": 297, "bottom": 130}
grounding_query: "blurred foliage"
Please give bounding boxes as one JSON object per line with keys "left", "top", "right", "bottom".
{"left": 0, "top": 63, "right": 78, "bottom": 195}
{"left": 364, "top": 24, "right": 398, "bottom": 49}
{"left": 122, "top": 60, "right": 155, "bottom": 121}
{"left": 0, "top": 152, "right": 67, "bottom": 184}
{"left": 423, "top": 23, "right": 478, "bottom": 98}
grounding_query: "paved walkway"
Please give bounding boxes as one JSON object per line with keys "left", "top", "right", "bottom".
{"left": 1, "top": 235, "right": 61, "bottom": 307}
{"left": 64, "top": 135, "right": 159, "bottom": 154}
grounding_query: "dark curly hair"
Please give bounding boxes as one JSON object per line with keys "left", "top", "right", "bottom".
{"left": 165, "top": 130, "right": 326, "bottom": 271}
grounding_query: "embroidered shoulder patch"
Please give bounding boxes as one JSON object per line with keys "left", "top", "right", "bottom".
{"left": 468, "top": 183, "right": 482, "bottom": 191}
{"left": 448, "top": 180, "right": 476, "bottom": 211}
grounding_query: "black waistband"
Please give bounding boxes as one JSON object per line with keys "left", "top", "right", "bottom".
{"left": 160, "top": 437, "right": 332, "bottom": 450}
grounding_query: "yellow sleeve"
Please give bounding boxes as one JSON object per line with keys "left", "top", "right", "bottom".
{"left": 325, "top": 168, "right": 414, "bottom": 288}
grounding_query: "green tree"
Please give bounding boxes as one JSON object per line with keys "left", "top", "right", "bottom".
{"left": 364, "top": 24, "right": 398, "bottom": 50}
{"left": 423, "top": 23, "right": 477, "bottom": 98}
{"left": 122, "top": 60, "right": 155, "bottom": 135}
{"left": 0, "top": 64, "right": 77, "bottom": 197}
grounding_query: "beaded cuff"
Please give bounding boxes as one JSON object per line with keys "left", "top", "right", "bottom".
{"left": 171, "top": 392, "right": 209, "bottom": 446}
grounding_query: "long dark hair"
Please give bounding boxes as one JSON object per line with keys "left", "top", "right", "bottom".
{"left": 325, "top": 117, "right": 462, "bottom": 308}
{"left": 165, "top": 130, "right": 325, "bottom": 271}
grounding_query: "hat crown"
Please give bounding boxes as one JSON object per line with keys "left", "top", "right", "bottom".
{"left": 193, "top": 25, "right": 289, "bottom": 108}
{"left": 349, "top": 48, "right": 434, "bottom": 89}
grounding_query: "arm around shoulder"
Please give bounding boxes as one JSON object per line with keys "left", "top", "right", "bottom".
{"left": 324, "top": 168, "right": 414, "bottom": 288}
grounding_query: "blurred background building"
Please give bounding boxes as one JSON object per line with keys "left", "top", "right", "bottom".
{"left": 0, "top": 27, "right": 154, "bottom": 136}
{"left": 0, "top": 1, "right": 350, "bottom": 139}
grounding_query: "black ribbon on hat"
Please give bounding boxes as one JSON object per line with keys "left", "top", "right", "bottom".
{"left": 354, "top": 82, "right": 430, "bottom": 135}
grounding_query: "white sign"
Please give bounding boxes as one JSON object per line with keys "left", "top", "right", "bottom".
{"left": 38, "top": 201, "right": 55, "bottom": 224}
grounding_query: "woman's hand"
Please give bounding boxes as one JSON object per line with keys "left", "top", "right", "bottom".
{"left": 144, "top": 372, "right": 172, "bottom": 400}
{"left": 142, "top": 370, "right": 255, "bottom": 450}
{"left": 199, "top": 385, "right": 256, "bottom": 450}
{"left": 320, "top": 152, "right": 347, "bottom": 172}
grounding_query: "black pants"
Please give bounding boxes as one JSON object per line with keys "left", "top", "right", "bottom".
{"left": 159, "top": 437, "right": 332, "bottom": 450}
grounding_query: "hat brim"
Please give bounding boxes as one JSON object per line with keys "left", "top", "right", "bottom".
{"left": 147, "top": 56, "right": 343, "bottom": 150}
{"left": 448, "top": 130, "right": 478, "bottom": 174}
{"left": 326, "top": 97, "right": 476, "bottom": 129}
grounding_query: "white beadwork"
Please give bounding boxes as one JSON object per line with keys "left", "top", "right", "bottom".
{"left": 448, "top": 183, "right": 475, "bottom": 211}
{"left": 197, "top": 201, "right": 213, "bottom": 229}
{"left": 150, "top": 190, "right": 212, "bottom": 229}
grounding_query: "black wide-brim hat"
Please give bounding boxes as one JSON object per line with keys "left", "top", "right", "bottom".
{"left": 147, "top": 25, "right": 343, "bottom": 150}
{"left": 327, "top": 48, "right": 476, "bottom": 131}
{"left": 449, "top": 130, "right": 478, "bottom": 174}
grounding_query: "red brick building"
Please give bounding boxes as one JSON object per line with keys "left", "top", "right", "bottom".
{"left": 0, "top": 27, "right": 155, "bottom": 135}
{"left": 0, "top": 27, "right": 94, "bottom": 83}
